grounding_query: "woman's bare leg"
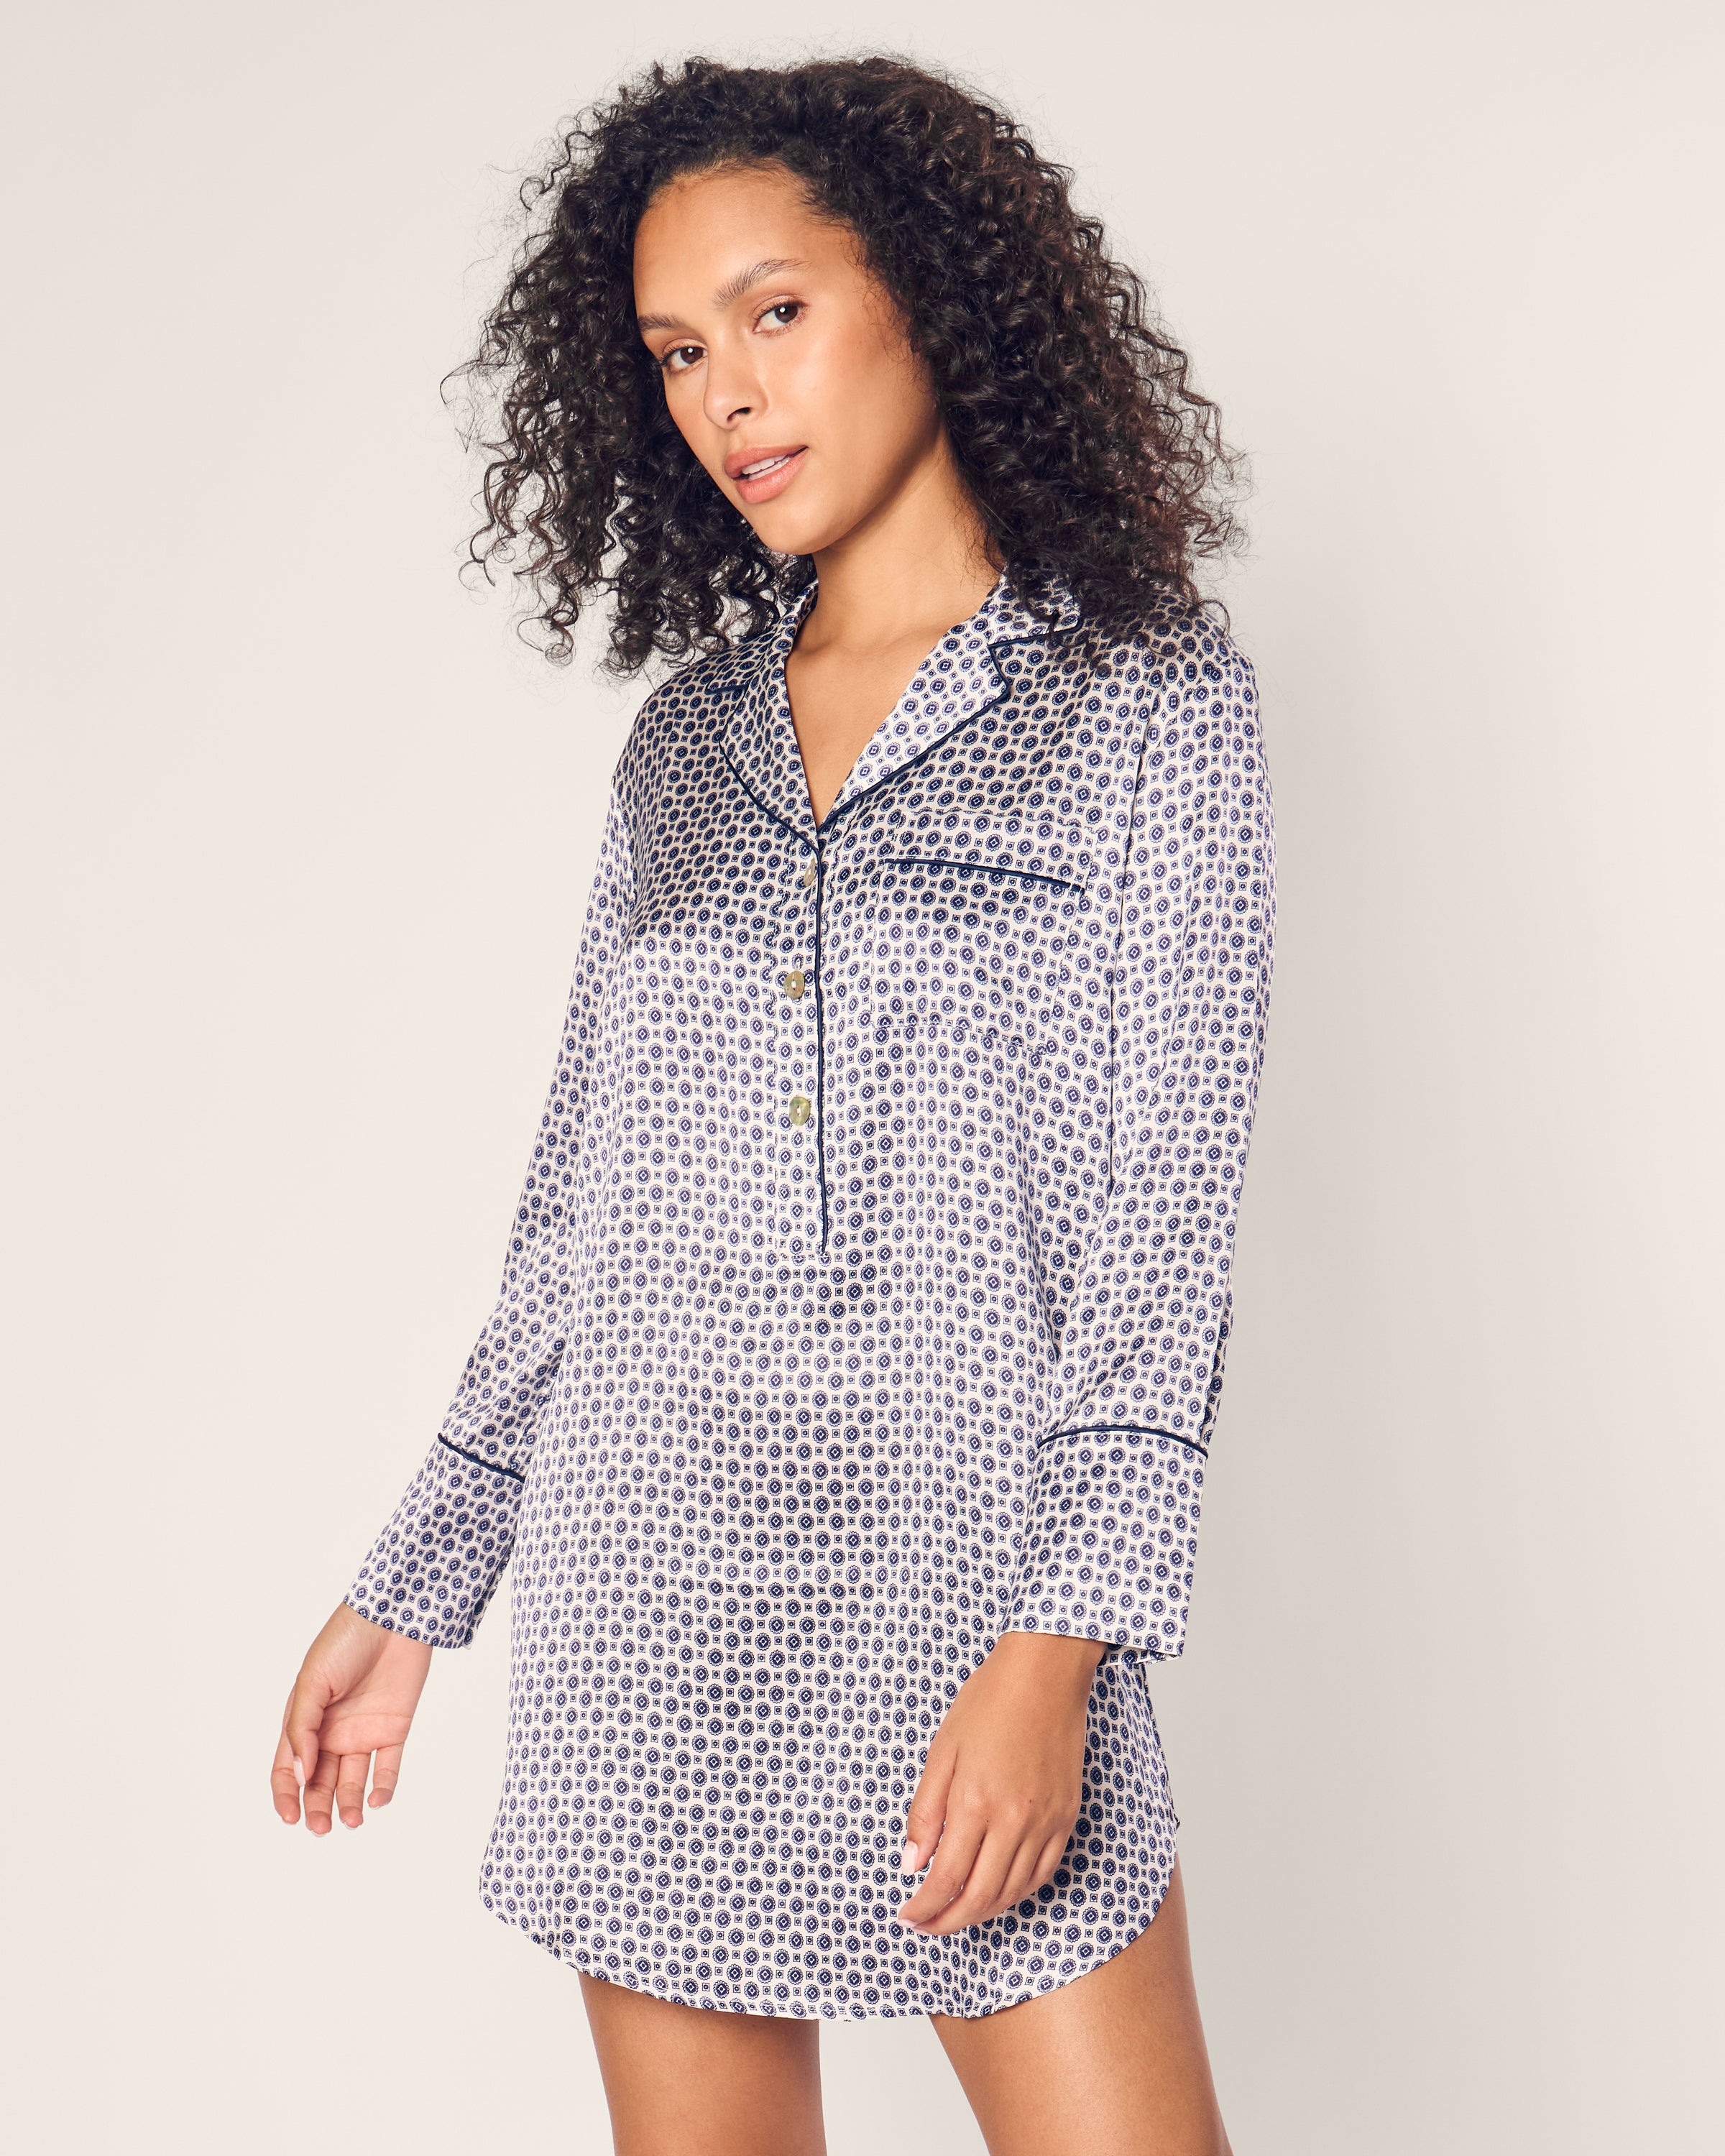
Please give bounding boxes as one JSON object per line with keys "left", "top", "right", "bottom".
{"left": 578, "top": 1973, "right": 827, "bottom": 2156}
{"left": 929, "top": 1861, "right": 1231, "bottom": 2156}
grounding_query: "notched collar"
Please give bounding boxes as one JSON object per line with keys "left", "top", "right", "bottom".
{"left": 719, "top": 567, "right": 1082, "bottom": 842}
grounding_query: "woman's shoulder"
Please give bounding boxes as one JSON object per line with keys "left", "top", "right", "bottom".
{"left": 1067, "top": 592, "right": 1264, "bottom": 784}
{"left": 610, "top": 637, "right": 762, "bottom": 801}
{"left": 1087, "top": 589, "right": 1256, "bottom": 692}
{"left": 631, "top": 638, "right": 758, "bottom": 729}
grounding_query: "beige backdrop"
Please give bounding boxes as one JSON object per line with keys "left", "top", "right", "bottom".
{"left": 4, "top": 2, "right": 1720, "bottom": 2149}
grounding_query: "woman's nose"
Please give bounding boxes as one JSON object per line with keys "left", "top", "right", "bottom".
{"left": 702, "top": 340, "right": 762, "bottom": 432}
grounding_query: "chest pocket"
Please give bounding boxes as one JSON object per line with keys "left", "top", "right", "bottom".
{"left": 842, "top": 811, "right": 1100, "bottom": 1056}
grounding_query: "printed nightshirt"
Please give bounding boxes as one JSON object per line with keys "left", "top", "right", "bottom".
{"left": 344, "top": 566, "right": 1276, "bottom": 2018}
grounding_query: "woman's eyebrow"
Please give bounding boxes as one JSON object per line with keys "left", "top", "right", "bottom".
{"left": 636, "top": 257, "right": 809, "bottom": 333}
{"left": 712, "top": 255, "right": 807, "bottom": 307}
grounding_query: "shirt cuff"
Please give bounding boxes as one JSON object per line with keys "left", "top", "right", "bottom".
{"left": 1001, "top": 1427, "right": 1205, "bottom": 1659}
{"left": 344, "top": 1437, "right": 524, "bottom": 1649}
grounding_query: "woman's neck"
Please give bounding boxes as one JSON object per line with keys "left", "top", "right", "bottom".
{"left": 800, "top": 430, "right": 1000, "bottom": 658}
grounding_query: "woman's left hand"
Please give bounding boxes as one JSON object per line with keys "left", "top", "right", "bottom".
{"left": 896, "top": 1630, "right": 1107, "bottom": 1936}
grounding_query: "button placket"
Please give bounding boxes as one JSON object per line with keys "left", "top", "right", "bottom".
{"left": 776, "top": 847, "right": 819, "bottom": 1256}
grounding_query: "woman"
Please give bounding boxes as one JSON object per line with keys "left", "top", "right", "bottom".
{"left": 272, "top": 55, "right": 1274, "bottom": 2156}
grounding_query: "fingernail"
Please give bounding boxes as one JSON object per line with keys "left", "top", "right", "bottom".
{"left": 292, "top": 1756, "right": 305, "bottom": 1790}
{"left": 901, "top": 1840, "right": 921, "bottom": 1874}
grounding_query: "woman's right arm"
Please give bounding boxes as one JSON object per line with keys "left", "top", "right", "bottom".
{"left": 270, "top": 784, "right": 637, "bottom": 1830}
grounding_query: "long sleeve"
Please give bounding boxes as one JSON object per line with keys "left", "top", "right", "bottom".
{"left": 1002, "top": 630, "right": 1276, "bottom": 1661}
{"left": 344, "top": 788, "right": 635, "bottom": 1647}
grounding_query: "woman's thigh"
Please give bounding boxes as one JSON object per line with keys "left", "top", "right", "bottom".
{"left": 577, "top": 1972, "right": 826, "bottom": 2156}
{"left": 928, "top": 1861, "right": 1232, "bottom": 2156}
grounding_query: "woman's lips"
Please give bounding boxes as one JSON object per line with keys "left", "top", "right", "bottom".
{"left": 732, "top": 446, "right": 808, "bottom": 505}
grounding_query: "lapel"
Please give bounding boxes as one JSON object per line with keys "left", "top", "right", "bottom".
{"left": 719, "top": 578, "right": 822, "bottom": 842}
{"left": 719, "top": 566, "right": 1082, "bottom": 842}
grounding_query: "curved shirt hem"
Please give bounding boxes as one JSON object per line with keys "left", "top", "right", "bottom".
{"left": 486, "top": 1847, "right": 1175, "bottom": 2022}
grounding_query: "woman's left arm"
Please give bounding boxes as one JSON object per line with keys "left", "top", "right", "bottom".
{"left": 898, "top": 624, "right": 1276, "bottom": 1935}
{"left": 1003, "top": 626, "right": 1277, "bottom": 1662}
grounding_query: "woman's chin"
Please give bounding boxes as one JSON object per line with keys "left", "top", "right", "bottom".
{"left": 744, "top": 502, "right": 855, "bottom": 562}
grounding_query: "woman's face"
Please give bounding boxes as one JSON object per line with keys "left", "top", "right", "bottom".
{"left": 632, "top": 161, "right": 947, "bottom": 558}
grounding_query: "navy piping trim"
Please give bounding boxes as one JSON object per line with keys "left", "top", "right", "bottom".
{"left": 814, "top": 617, "right": 1083, "bottom": 839}
{"left": 717, "top": 737, "right": 816, "bottom": 854}
{"left": 811, "top": 842, "right": 829, "bottom": 1250}
{"left": 437, "top": 1435, "right": 527, "bottom": 1483}
{"left": 878, "top": 854, "right": 1085, "bottom": 897}
{"left": 806, "top": 617, "right": 1082, "bottom": 1250}
{"left": 1039, "top": 1424, "right": 1210, "bottom": 1459}
{"left": 725, "top": 604, "right": 1080, "bottom": 1258}
{"left": 718, "top": 713, "right": 826, "bottom": 1247}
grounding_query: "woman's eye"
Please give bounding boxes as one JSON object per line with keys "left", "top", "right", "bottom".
{"left": 662, "top": 344, "right": 702, "bottom": 374}
{"left": 760, "top": 301, "right": 802, "bottom": 330}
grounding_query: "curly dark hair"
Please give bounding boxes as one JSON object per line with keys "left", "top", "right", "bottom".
{"left": 455, "top": 53, "right": 1243, "bottom": 671}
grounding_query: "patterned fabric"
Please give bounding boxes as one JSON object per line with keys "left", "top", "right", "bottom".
{"left": 345, "top": 567, "right": 1276, "bottom": 2018}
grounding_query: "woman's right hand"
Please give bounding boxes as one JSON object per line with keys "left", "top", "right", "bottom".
{"left": 271, "top": 1603, "right": 435, "bottom": 1834}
